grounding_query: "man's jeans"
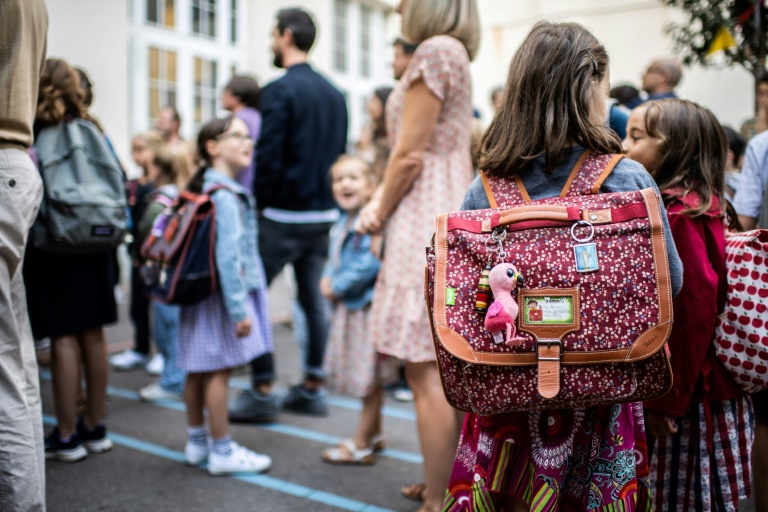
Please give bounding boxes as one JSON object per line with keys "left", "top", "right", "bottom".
{"left": 250, "top": 218, "right": 332, "bottom": 385}
{"left": 0, "top": 148, "right": 45, "bottom": 511}
{"left": 152, "top": 301, "right": 185, "bottom": 394}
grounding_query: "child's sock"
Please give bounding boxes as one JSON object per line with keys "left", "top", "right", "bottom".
{"left": 187, "top": 425, "right": 208, "bottom": 448}
{"left": 210, "top": 435, "right": 233, "bottom": 457}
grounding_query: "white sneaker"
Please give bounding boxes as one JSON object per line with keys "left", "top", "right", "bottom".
{"left": 207, "top": 443, "right": 272, "bottom": 476}
{"left": 145, "top": 353, "right": 165, "bottom": 376}
{"left": 139, "top": 381, "right": 182, "bottom": 402}
{"left": 109, "top": 350, "right": 148, "bottom": 371}
{"left": 184, "top": 440, "right": 209, "bottom": 466}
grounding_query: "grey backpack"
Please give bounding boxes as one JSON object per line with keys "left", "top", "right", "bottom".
{"left": 32, "top": 118, "right": 127, "bottom": 253}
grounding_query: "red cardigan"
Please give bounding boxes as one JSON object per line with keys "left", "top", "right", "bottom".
{"left": 644, "top": 191, "right": 743, "bottom": 417}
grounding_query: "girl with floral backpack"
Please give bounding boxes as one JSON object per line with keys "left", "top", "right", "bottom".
{"left": 624, "top": 99, "right": 753, "bottom": 511}
{"left": 441, "top": 22, "right": 684, "bottom": 511}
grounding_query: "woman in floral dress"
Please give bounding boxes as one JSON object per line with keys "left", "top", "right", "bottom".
{"left": 356, "top": 0, "right": 480, "bottom": 509}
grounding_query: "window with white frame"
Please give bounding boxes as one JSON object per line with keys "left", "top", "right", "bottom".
{"left": 192, "top": 0, "right": 217, "bottom": 38}
{"left": 148, "top": 47, "right": 178, "bottom": 121}
{"left": 359, "top": 4, "right": 371, "bottom": 78}
{"left": 333, "top": 0, "right": 348, "bottom": 73}
{"left": 194, "top": 57, "right": 218, "bottom": 128}
{"left": 146, "top": 0, "right": 175, "bottom": 28}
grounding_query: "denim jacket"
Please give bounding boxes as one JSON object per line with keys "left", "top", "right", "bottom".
{"left": 204, "top": 169, "right": 263, "bottom": 323}
{"left": 322, "top": 212, "right": 380, "bottom": 310}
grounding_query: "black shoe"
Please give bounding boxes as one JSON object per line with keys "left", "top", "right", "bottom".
{"left": 76, "top": 417, "right": 113, "bottom": 454}
{"left": 229, "top": 389, "right": 281, "bottom": 423}
{"left": 45, "top": 428, "right": 88, "bottom": 462}
{"left": 282, "top": 384, "right": 328, "bottom": 416}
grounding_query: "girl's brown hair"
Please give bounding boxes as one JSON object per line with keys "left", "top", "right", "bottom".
{"left": 641, "top": 99, "right": 739, "bottom": 228}
{"left": 479, "top": 22, "right": 621, "bottom": 176}
{"left": 152, "top": 143, "right": 193, "bottom": 189}
{"left": 36, "top": 58, "right": 90, "bottom": 126}
{"left": 331, "top": 154, "right": 377, "bottom": 185}
{"left": 186, "top": 117, "right": 234, "bottom": 193}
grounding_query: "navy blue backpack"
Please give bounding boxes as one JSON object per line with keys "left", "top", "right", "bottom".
{"left": 139, "top": 185, "right": 230, "bottom": 305}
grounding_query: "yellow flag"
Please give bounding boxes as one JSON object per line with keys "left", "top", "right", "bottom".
{"left": 707, "top": 26, "right": 737, "bottom": 56}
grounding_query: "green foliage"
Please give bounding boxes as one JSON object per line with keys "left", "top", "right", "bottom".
{"left": 661, "top": 0, "right": 766, "bottom": 73}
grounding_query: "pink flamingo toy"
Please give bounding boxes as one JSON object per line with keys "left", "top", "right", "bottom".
{"left": 484, "top": 263, "right": 526, "bottom": 347}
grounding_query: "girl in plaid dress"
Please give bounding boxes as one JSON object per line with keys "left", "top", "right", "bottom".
{"left": 624, "top": 99, "right": 753, "bottom": 511}
{"left": 178, "top": 117, "right": 273, "bottom": 476}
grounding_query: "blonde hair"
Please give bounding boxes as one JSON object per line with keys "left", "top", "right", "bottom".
{"left": 331, "top": 154, "right": 377, "bottom": 184}
{"left": 401, "top": 0, "right": 480, "bottom": 61}
{"left": 152, "top": 143, "right": 192, "bottom": 188}
{"left": 132, "top": 131, "right": 163, "bottom": 150}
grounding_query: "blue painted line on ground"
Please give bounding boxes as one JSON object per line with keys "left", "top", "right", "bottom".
{"left": 229, "top": 377, "right": 417, "bottom": 422}
{"left": 42, "top": 414, "right": 394, "bottom": 512}
{"left": 39, "top": 371, "right": 423, "bottom": 465}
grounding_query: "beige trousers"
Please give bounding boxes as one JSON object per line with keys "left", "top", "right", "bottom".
{"left": 0, "top": 148, "right": 45, "bottom": 511}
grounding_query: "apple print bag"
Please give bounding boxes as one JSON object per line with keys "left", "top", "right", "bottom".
{"left": 425, "top": 152, "right": 675, "bottom": 414}
{"left": 713, "top": 229, "right": 768, "bottom": 393}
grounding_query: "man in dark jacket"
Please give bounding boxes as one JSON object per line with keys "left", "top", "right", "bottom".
{"left": 230, "top": 7, "right": 347, "bottom": 421}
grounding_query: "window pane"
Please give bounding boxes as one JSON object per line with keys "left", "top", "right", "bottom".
{"left": 230, "top": 0, "right": 236, "bottom": 45}
{"left": 149, "top": 87, "right": 160, "bottom": 118}
{"left": 149, "top": 47, "right": 159, "bottom": 79}
{"left": 207, "top": 9, "right": 216, "bottom": 37}
{"left": 165, "top": 0, "right": 175, "bottom": 27}
{"left": 192, "top": 5, "right": 200, "bottom": 33}
{"left": 147, "top": 0, "right": 158, "bottom": 23}
{"left": 167, "top": 51, "right": 177, "bottom": 83}
{"left": 194, "top": 58, "right": 202, "bottom": 85}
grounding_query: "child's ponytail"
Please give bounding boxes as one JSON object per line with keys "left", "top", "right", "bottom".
{"left": 187, "top": 116, "right": 234, "bottom": 193}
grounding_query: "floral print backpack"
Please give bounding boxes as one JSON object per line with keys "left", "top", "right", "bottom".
{"left": 425, "top": 152, "right": 675, "bottom": 414}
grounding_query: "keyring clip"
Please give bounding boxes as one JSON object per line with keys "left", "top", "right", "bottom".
{"left": 570, "top": 220, "right": 595, "bottom": 243}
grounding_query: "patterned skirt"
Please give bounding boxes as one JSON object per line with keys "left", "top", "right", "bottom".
{"left": 178, "top": 288, "right": 273, "bottom": 373}
{"left": 443, "top": 402, "right": 652, "bottom": 511}
{"left": 323, "top": 304, "right": 399, "bottom": 398}
{"left": 649, "top": 396, "right": 753, "bottom": 511}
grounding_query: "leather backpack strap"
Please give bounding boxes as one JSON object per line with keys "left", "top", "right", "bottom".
{"left": 482, "top": 170, "right": 531, "bottom": 208}
{"left": 560, "top": 152, "right": 624, "bottom": 197}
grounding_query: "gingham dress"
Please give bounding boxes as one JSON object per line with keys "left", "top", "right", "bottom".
{"left": 178, "top": 264, "right": 272, "bottom": 373}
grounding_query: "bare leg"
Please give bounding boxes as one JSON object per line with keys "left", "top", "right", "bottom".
{"left": 205, "top": 370, "right": 231, "bottom": 439}
{"left": 185, "top": 373, "right": 206, "bottom": 427}
{"left": 78, "top": 328, "right": 109, "bottom": 429}
{"left": 755, "top": 418, "right": 768, "bottom": 512}
{"left": 50, "top": 335, "right": 80, "bottom": 438}
{"left": 406, "top": 361, "right": 464, "bottom": 512}
{"left": 353, "top": 386, "right": 384, "bottom": 449}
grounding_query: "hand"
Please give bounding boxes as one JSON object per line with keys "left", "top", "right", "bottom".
{"left": 235, "top": 318, "right": 252, "bottom": 337}
{"left": 320, "top": 277, "right": 335, "bottom": 301}
{"left": 646, "top": 410, "right": 679, "bottom": 437}
{"left": 355, "top": 200, "right": 383, "bottom": 235}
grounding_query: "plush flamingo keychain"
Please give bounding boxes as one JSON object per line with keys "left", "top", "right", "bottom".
{"left": 484, "top": 263, "right": 526, "bottom": 347}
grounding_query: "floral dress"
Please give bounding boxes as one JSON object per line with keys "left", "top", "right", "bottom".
{"left": 370, "top": 35, "right": 474, "bottom": 362}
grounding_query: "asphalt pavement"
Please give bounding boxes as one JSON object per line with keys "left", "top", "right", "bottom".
{"left": 41, "top": 271, "right": 424, "bottom": 512}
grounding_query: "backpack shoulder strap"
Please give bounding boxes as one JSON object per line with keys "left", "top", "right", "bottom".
{"left": 481, "top": 171, "right": 531, "bottom": 208}
{"left": 560, "top": 152, "right": 624, "bottom": 197}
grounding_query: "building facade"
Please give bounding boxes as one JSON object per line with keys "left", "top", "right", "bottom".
{"left": 46, "top": 0, "right": 754, "bottom": 174}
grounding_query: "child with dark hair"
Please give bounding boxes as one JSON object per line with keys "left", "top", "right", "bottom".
{"left": 624, "top": 99, "right": 752, "bottom": 511}
{"left": 179, "top": 117, "right": 273, "bottom": 475}
{"left": 222, "top": 75, "right": 261, "bottom": 190}
{"left": 444, "top": 21, "right": 683, "bottom": 511}
{"left": 723, "top": 125, "right": 746, "bottom": 199}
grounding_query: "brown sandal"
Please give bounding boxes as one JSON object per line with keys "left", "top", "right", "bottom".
{"left": 401, "top": 482, "right": 427, "bottom": 502}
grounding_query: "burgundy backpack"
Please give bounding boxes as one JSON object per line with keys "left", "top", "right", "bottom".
{"left": 425, "top": 152, "right": 674, "bottom": 414}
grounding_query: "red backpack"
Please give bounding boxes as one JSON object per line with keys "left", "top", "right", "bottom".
{"left": 425, "top": 152, "right": 674, "bottom": 414}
